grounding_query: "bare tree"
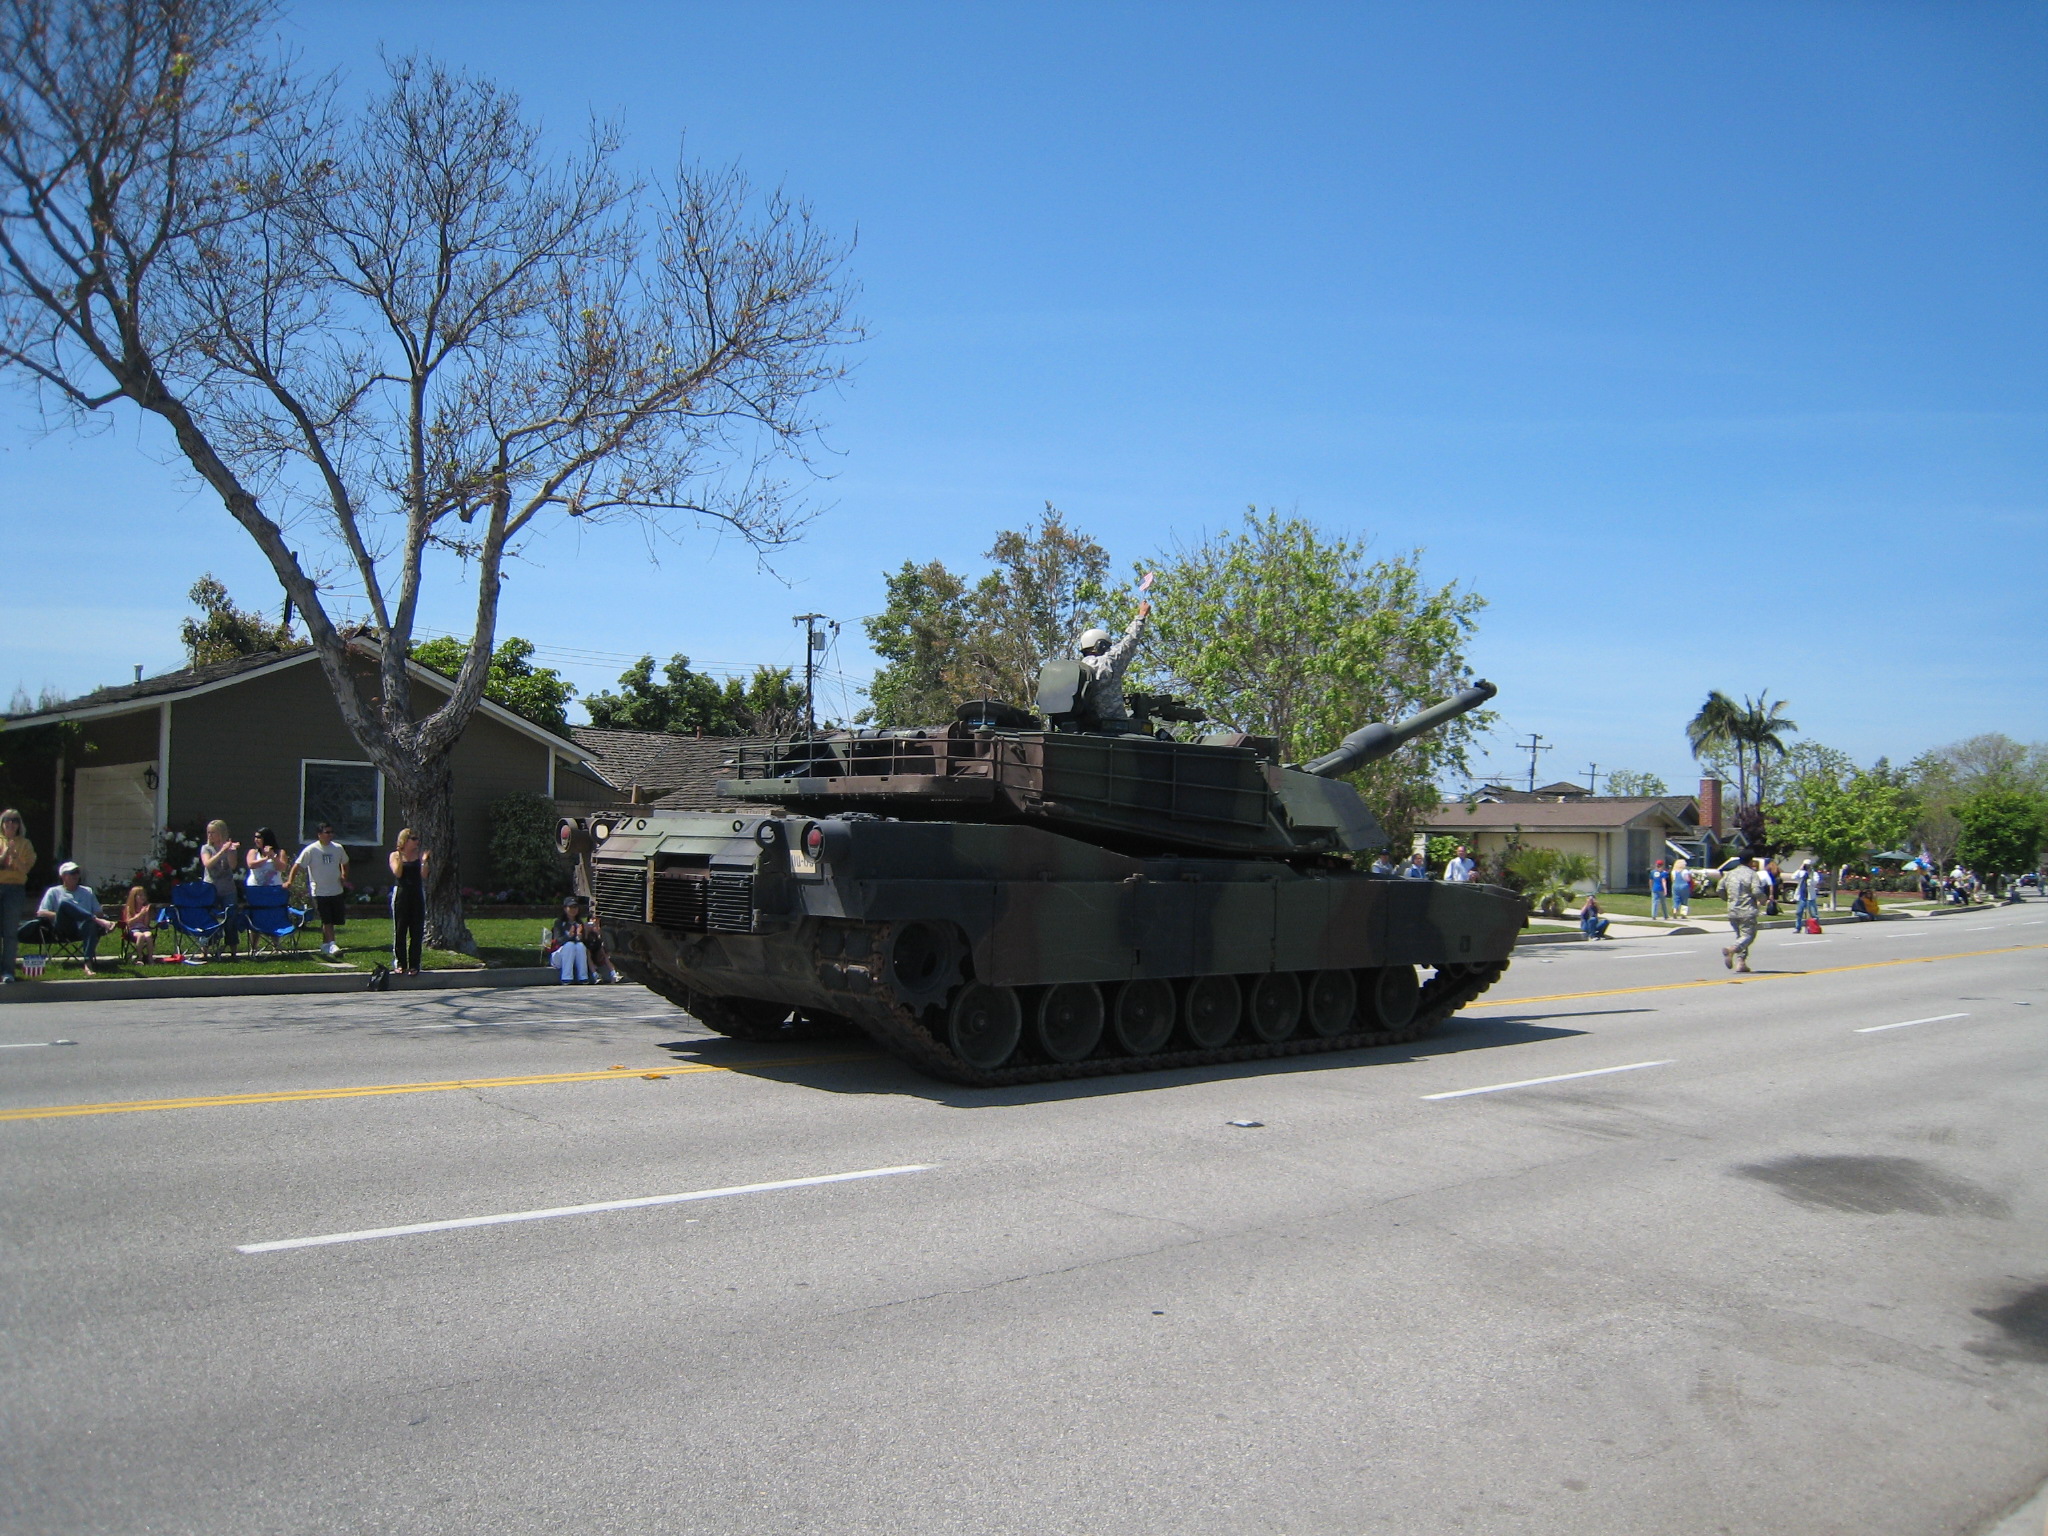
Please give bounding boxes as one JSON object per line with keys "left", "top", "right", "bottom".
{"left": 0, "top": 1, "right": 858, "bottom": 947}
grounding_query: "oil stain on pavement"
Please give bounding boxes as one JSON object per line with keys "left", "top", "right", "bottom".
{"left": 1734, "top": 1154, "right": 2011, "bottom": 1218}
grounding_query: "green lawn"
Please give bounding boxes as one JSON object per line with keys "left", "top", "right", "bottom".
{"left": 23, "top": 915, "right": 548, "bottom": 983}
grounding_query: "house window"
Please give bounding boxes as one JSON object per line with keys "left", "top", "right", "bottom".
{"left": 300, "top": 760, "right": 382, "bottom": 845}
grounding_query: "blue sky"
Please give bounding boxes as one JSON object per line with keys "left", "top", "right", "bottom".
{"left": 6, "top": 1, "right": 2043, "bottom": 789}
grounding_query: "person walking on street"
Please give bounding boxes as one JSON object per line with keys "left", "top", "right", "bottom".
{"left": 291, "top": 824, "right": 351, "bottom": 957}
{"left": 1793, "top": 860, "right": 1822, "bottom": 932}
{"left": 0, "top": 808, "right": 33, "bottom": 983}
{"left": 1673, "top": 857, "right": 1693, "bottom": 918}
{"left": 1721, "top": 854, "right": 1767, "bottom": 972}
{"left": 1649, "top": 859, "right": 1673, "bottom": 921}
{"left": 1444, "top": 845, "right": 1476, "bottom": 882}
{"left": 387, "top": 829, "right": 429, "bottom": 975}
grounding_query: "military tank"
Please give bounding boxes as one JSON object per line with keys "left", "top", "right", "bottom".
{"left": 568, "top": 667, "right": 1521, "bottom": 1086}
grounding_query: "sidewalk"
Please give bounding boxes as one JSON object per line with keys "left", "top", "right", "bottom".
{"left": 0, "top": 967, "right": 556, "bottom": 1004}
{"left": 1516, "top": 898, "right": 2023, "bottom": 948}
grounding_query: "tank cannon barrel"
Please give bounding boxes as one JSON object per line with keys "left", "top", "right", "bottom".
{"left": 1300, "top": 679, "right": 1497, "bottom": 779}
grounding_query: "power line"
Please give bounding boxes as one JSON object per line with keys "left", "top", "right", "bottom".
{"left": 1515, "top": 733, "right": 1551, "bottom": 793}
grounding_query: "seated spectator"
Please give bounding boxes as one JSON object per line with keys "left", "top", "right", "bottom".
{"left": 580, "top": 911, "right": 621, "bottom": 984}
{"left": 121, "top": 884, "right": 155, "bottom": 963}
{"left": 36, "top": 863, "right": 117, "bottom": 974}
{"left": 1579, "top": 895, "right": 1611, "bottom": 940}
{"left": 1848, "top": 889, "right": 1877, "bottom": 921}
{"left": 545, "top": 895, "right": 593, "bottom": 984}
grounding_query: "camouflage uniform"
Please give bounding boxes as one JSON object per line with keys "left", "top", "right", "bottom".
{"left": 1723, "top": 863, "right": 1766, "bottom": 971}
{"left": 1082, "top": 610, "right": 1149, "bottom": 726}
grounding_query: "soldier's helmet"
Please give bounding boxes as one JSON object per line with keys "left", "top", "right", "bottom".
{"left": 1078, "top": 627, "right": 1112, "bottom": 656}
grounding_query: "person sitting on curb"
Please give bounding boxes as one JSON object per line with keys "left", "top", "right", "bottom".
{"left": 36, "top": 862, "right": 117, "bottom": 975}
{"left": 1579, "top": 894, "right": 1612, "bottom": 941}
{"left": 545, "top": 895, "right": 594, "bottom": 983}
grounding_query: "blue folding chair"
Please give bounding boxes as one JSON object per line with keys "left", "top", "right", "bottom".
{"left": 165, "top": 881, "right": 230, "bottom": 960}
{"left": 242, "top": 883, "right": 305, "bottom": 955}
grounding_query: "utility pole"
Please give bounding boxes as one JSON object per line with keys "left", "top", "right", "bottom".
{"left": 792, "top": 613, "right": 839, "bottom": 735}
{"left": 1515, "top": 733, "right": 1551, "bottom": 793}
{"left": 1582, "top": 762, "right": 1600, "bottom": 795}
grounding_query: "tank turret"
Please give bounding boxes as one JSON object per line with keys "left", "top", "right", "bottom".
{"left": 718, "top": 675, "right": 1496, "bottom": 862}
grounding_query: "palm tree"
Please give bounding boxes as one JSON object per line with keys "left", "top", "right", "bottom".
{"left": 1687, "top": 690, "right": 1745, "bottom": 803}
{"left": 1736, "top": 691, "right": 1798, "bottom": 807}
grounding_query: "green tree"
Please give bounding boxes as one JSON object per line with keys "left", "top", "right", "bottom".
{"left": 1768, "top": 750, "right": 1918, "bottom": 906}
{"left": 1954, "top": 789, "right": 2048, "bottom": 875}
{"left": 862, "top": 505, "right": 1110, "bottom": 724}
{"left": 179, "top": 575, "right": 294, "bottom": 667}
{"left": 1908, "top": 735, "right": 2048, "bottom": 868}
{"left": 1506, "top": 847, "right": 1600, "bottom": 916}
{"left": 1686, "top": 691, "right": 1745, "bottom": 802}
{"left": 1145, "top": 509, "right": 1486, "bottom": 849}
{"left": 410, "top": 636, "right": 574, "bottom": 735}
{"left": 1604, "top": 769, "right": 1667, "bottom": 796}
{"left": 864, "top": 561, "right": 973, "bottom": 726}
{"left": 584, "top": 655, "right": 804, "bottom": 735}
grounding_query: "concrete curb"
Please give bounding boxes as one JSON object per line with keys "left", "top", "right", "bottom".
{"left": 0, "top": 967, "right": 556, "bottom": 1004}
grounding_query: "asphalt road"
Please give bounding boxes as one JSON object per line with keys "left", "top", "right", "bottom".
{"left": 3, "top": 903, "right": 2045, "bottom": 1535}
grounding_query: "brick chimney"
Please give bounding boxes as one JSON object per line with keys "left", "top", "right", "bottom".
{"left": 1700, "top": 778, "right": 1722, "bottom": 838}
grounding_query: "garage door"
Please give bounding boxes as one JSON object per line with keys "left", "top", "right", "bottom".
{"left": 71, "top": 762, "right": 156, "bottom": 890}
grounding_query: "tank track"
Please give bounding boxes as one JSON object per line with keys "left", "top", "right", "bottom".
{"left": 832, "top": 960, "right": 1512, "bottom": 1087}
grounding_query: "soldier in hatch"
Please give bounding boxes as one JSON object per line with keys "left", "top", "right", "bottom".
{"left": 1076, "top": 572, "right": 1154, "bottom": 728}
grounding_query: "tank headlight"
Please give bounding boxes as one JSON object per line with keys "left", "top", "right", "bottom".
{"left": 592, "top": 820, "right": 612, "bottom": 843}
{"left": 555, "top": 818, "right": 576, "bottom": 853}
{"left": 754, "top": 821, "right": 782, "bottom": 849}
{"left": 804, "top": 824, "right": 826, "bottom": 858}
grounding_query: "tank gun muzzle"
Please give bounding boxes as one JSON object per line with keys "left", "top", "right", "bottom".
{"left": 1299, "top": 679, "right": 1498, "bottom": 779}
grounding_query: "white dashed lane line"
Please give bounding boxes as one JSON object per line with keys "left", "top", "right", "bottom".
{"left": 236, "top": 1164, "right": 935, "bottom": 1254}
{"left": 1855, "top": 1013, "right": 1969, "bottom": 1034}
{"left": 1423, "top": 1061, "right": 1674, "bottom": 1101}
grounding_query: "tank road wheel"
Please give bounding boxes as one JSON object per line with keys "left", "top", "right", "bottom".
{"left": 1360, "top": 965, "right": 1421, "bottom": 1031}
{"left": 1302, "top": 969, "right": 1357, "bottom": 1039}
{"left": 947, "top": 983, "right": 1024, "bottom": 1071}
{"left": 1245, "top": 971, "right": 1303, "bottom": 1043}
{"left": 1034, "top": 982, "right": 1105, "bottom": 1064}
{"left": 1179, "top": 974, "right": 1242, "bottom": 1050}
{"left": 1108, "top": 979, "right": 1175, "bottom": 1056}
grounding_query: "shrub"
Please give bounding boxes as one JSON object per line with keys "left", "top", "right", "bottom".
{"left": 488, "top": 794, "right": 570, "bottom": 903}
{"left": 1506, "top": 847, "right": 1599, "bottom": 916}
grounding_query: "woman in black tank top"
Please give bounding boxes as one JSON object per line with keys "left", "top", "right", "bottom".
{"left": 387, "top": 830, "right": 430, "bottom": 974}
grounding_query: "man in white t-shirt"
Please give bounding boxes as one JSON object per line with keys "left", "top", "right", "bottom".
{"left": 1444, "top": 845, "right": 1477, "bottom": 882}
{"left": 291, "top": 823, "right": 351, "bottom": 957}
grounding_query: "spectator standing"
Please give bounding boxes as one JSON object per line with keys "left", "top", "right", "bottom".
{"left": 120, "top": 883, "right": 155, "bottom": 962}
{"left": 1579, "top": 894, "right": 1612, "bottom": 940}
{"left": 1443, "top": 845, "right": 1476, "bottom": 882}
{"left": 1370, "top": 851, "right": 1396, "bottom": 876}
{"left": 1673, "top": 857, "right": 1693, "bottom": 918}
{"left": 546, "top": 895, "right": 593, "bottom": 983}
{"left": 387, "top": 829, "right": 429, "bottom": 975}
{"left": 291, "top": 824, "right": 351, "bottom": 958}
{"left": 200, "top": 819, "right": 247, "bottom": 954}
{"left": 37, "top": 862, "right": 117, "bottom": 974}
{"left": 0, "top": 808, "right": 33, "bottom": 984}
{"left": 1401, "top": 851, "right": 1431, "bottom": 880}
{"left": 1793, "top": 860, "right": 1822, "bottom": 931}
{"left": 1720, "top": 855, "right": 1767, "bottom": 973}
{"left": 244, "top": 827, "right": 289, "bottom": 888}
{"left": 1649, "top": 860, "right": 1673, "bottom": 921}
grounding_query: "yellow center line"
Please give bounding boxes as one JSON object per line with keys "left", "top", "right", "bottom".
{"left": 0, "top": 1054, "right": 868, "bottom": 1123}
{"left": 1469, "top": 941, "right": 2048, "bottom": 1011}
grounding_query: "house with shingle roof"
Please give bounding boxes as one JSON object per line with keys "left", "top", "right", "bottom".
{"left": 1420, "top": 794, "right": 1707, "bottom": 891}
{"left": 567, "top": 729, "right": 775, "bottom": 812}
{"left": 0, "top": 646, "right": 611, "bottom": 895}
